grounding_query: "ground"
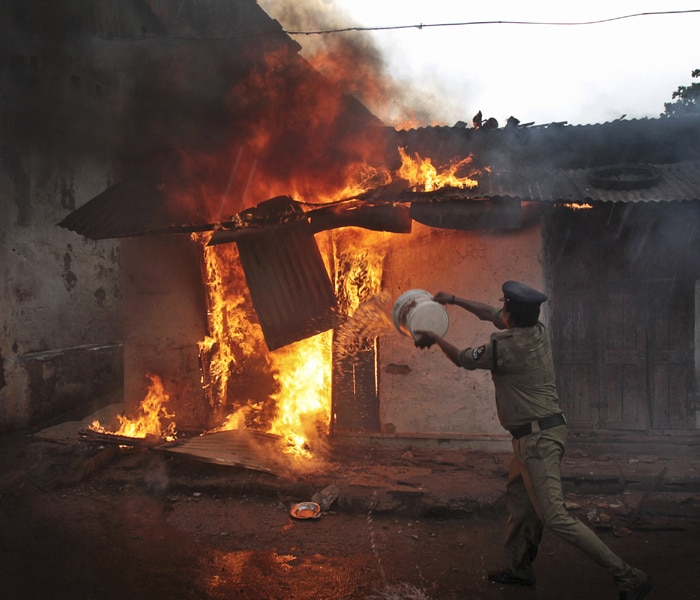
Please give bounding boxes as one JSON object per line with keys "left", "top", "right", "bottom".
{"left": 1, "top": 428, "right": 699, "bottom": 600}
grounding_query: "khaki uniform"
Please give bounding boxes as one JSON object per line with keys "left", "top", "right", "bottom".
{"left": 456, "top": 309, "right": 646, "bottom": 592}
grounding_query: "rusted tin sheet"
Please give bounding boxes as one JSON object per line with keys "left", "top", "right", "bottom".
{"left": 236, "top": 218, "right": 339, "bottom": 350}
{"left": 155, "top": 430, "right": 282, "bottom": 474}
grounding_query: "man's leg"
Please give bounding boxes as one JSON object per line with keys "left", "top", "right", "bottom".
{"left": 503, "top": 452, "right": 543, "bottom": 581}
{"left": 521, "top": 429, "right": 648, "bottom": 592}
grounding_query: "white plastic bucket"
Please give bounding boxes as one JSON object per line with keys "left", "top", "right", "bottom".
{"left": 392, "top": 289, "right": 449, "bottom": 340}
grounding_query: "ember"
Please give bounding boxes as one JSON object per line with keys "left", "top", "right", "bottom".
{"left": 564, "top": 202, "right": 594, "bottom": 210}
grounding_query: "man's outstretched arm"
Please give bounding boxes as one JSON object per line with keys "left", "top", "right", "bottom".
{"left": 413, "top": 331, "right": 462, "bottom": 366}
{"left": 433, "top": 291, "right": 496, "bottom": 322}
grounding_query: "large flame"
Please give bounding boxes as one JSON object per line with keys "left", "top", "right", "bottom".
{"left": 88, "top": 145, "right": 485, "bottom": 455}
{"left": 398, "top": 147, "right": 481, "bottom": 192}
{"left": 196, "top": 224, "right": 389, "bottom": 459}
{"left": 85, "top": 25, "right": 495, "bottom": 456}
{"left": 267, "top": 332, "right": 332, "bottom": 459}
{"left": 196, "top": 238, "right": 265, "bottom": 412}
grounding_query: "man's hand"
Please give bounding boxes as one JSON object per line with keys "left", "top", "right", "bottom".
{"left": 433, "top": 291, "right": 454, "bottom": 305}
{"left": 414, "top": 330, "right": 436, "bottom": 349}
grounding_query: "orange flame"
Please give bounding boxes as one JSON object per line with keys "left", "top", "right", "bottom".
{"left": 268, "top": 332, "right": 332, "bottom": 459}
{"left": 90, "top": 33, "right": 492, "bottom": 453}
{"left": 191, "top": 220, "right": 390, "bottom": 459}
{"left": 90, "top": 145, "right": 485, "bottom": 453}
{"left": 196, "top": 237, "right": 265, "bottom": 412}
{"left": 333, "top": 229, "right": 393, "bottom": 360}
{"left": 398, "top": 147, "right": 481, "bottom": 192}
{"left": 90, "top": 372, "right": 177, "bottom": 441}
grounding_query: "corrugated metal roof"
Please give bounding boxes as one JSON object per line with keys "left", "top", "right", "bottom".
{"left": 394, "top": 116, "right": 700, "bottom": 170}
{"left": 58, "top": 178, "right": 216, "bottom": 240}
{"left": 394, "top": 160, "right": 700, "bottom": 205}
{"left": 477, "top": 160, "right": 700, "bottom": 203}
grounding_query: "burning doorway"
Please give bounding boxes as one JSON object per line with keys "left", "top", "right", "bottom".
{"left": 106, "top": 218, "right": 396, "bottom": 464}
{"left": 196, "top": 216, "right": 395, "bottom": 459}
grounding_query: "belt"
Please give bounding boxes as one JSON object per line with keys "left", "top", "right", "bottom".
{"left": 509, "top": 413, "right": 567, "bottom": 440}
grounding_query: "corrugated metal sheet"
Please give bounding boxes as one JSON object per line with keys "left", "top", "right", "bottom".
{"left": 60, "top": 161, "right": 700, "bottom": 242}
{"left": 398, "top": 160, "right": 700, "bottom": 205}
{"left": 235, "top": 218, "right": 339, "bottom": 351}
{"left": 395, "top": 115, "right": 700, "bottom": 170}
{"left": 479, "top": 161, "right": 700, "bottom": 203}
{"left": 57, "top": 178, "right": 215, "bottom": 240}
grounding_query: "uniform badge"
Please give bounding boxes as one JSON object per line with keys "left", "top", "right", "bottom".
{"left": 472, "top": 345, "right": 486, "bottom": 361}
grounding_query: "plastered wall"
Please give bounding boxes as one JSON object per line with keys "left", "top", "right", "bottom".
{"left": 379, "top": 221, "right": 545, "bottom": 439}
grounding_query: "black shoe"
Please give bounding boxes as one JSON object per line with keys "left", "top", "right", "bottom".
{"left": 488, "top": 570, "right": 536, "bottom": 587}
{"left": 619, "top": 577, "right": 652, "bottom": 599}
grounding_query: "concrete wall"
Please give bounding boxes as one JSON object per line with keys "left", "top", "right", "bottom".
{"left": 0, "top": 148, "right": 123, "bottom": 431}
{"left": 379, "top": 220, "right": 545, "bottom": 441}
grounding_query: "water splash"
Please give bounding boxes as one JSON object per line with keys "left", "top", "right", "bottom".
{"left": 366, "top": 490, "right": 388, "bottom": 587}
{"left": 335, "top": 291, "right": 395, "bottom": 360}
{"left": 367, "top": 583, "right": 433, "bottom": 600}
{"left": 365, "top": 491, "right": 433, "bottom": 600}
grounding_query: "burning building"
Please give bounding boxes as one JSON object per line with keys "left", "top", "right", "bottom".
{"left": 3, "top": 0, "right": 700, "bottom": 459}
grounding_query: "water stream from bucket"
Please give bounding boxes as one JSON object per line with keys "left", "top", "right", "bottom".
{"left": 367, "top": 490, "right": 388, "bottom": 586}
{"left": 365, "top": 491, "right": 433, "bottom": 600}
{"left": 334, "top": 292, "right": 394, "bottom": 359}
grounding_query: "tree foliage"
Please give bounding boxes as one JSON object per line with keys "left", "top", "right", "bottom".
{"left": 663, "top": 69, "right": 700, "bottom": 117}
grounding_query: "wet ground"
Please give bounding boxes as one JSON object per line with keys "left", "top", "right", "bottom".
{"left": 1, "top": 428, "right": 700, "bottom": 600}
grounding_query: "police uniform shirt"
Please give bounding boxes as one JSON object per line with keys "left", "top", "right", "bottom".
{"left": 456, "top": 308, "right": 561, "bottom": 430}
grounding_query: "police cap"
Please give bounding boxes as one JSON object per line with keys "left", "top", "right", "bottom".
{"left": 501, "top": 280, "right": 548, "bottom": 305}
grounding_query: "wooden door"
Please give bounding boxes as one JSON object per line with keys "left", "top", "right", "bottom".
{"left": 548, "top": 202, "right": 699, "bottom": 432}
{"left": 647, "top": 280, "right": 696, "bottom": 429}
{"left": 553, "top": 290, "right": 598, "bottom": 427}
{"left": 599, "top": 284, "right": 648, "bottom": 430}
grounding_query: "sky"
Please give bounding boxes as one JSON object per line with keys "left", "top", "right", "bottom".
{"left": 258, "top": 1, "right": 700, "bottom": 127}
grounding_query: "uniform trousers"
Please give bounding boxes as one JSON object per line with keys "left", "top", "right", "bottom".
{"left": 503, "top": 425, "right": 647, "bottom": 592}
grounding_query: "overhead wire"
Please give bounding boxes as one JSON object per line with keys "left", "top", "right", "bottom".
{"left": 280, "top": 9, "right": 700, "bottom": 36}
{"left": 94, "top": 8, "right": 700, "bottom": 41}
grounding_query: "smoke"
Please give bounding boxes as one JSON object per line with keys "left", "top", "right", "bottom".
{"left": 112, "top": 0, "right": 402, "bottom": 219}
{"left": 3, "top": 1, "right": 436, "bottom": 222}
{"left": 257, "top": 0, "right": 439, "bottom": 127}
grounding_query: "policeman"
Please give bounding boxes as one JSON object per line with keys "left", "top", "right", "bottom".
{"left": 414, "top": 281, "right": 652, "bottom": 600}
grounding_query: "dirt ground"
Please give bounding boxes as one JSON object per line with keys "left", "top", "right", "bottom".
{"left": 1, "top": 429, "right": 699, "bottom": 600}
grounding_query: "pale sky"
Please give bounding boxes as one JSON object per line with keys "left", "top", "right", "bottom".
{"left": 259, "top": 1, "right": 700, "bottom": 126}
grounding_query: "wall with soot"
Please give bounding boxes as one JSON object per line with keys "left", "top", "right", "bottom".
{"left": 0, "top": 2, "right": 126, "bottom": 431}
{"left": 0, "top": 146, "right": 123, "bottom": 432}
